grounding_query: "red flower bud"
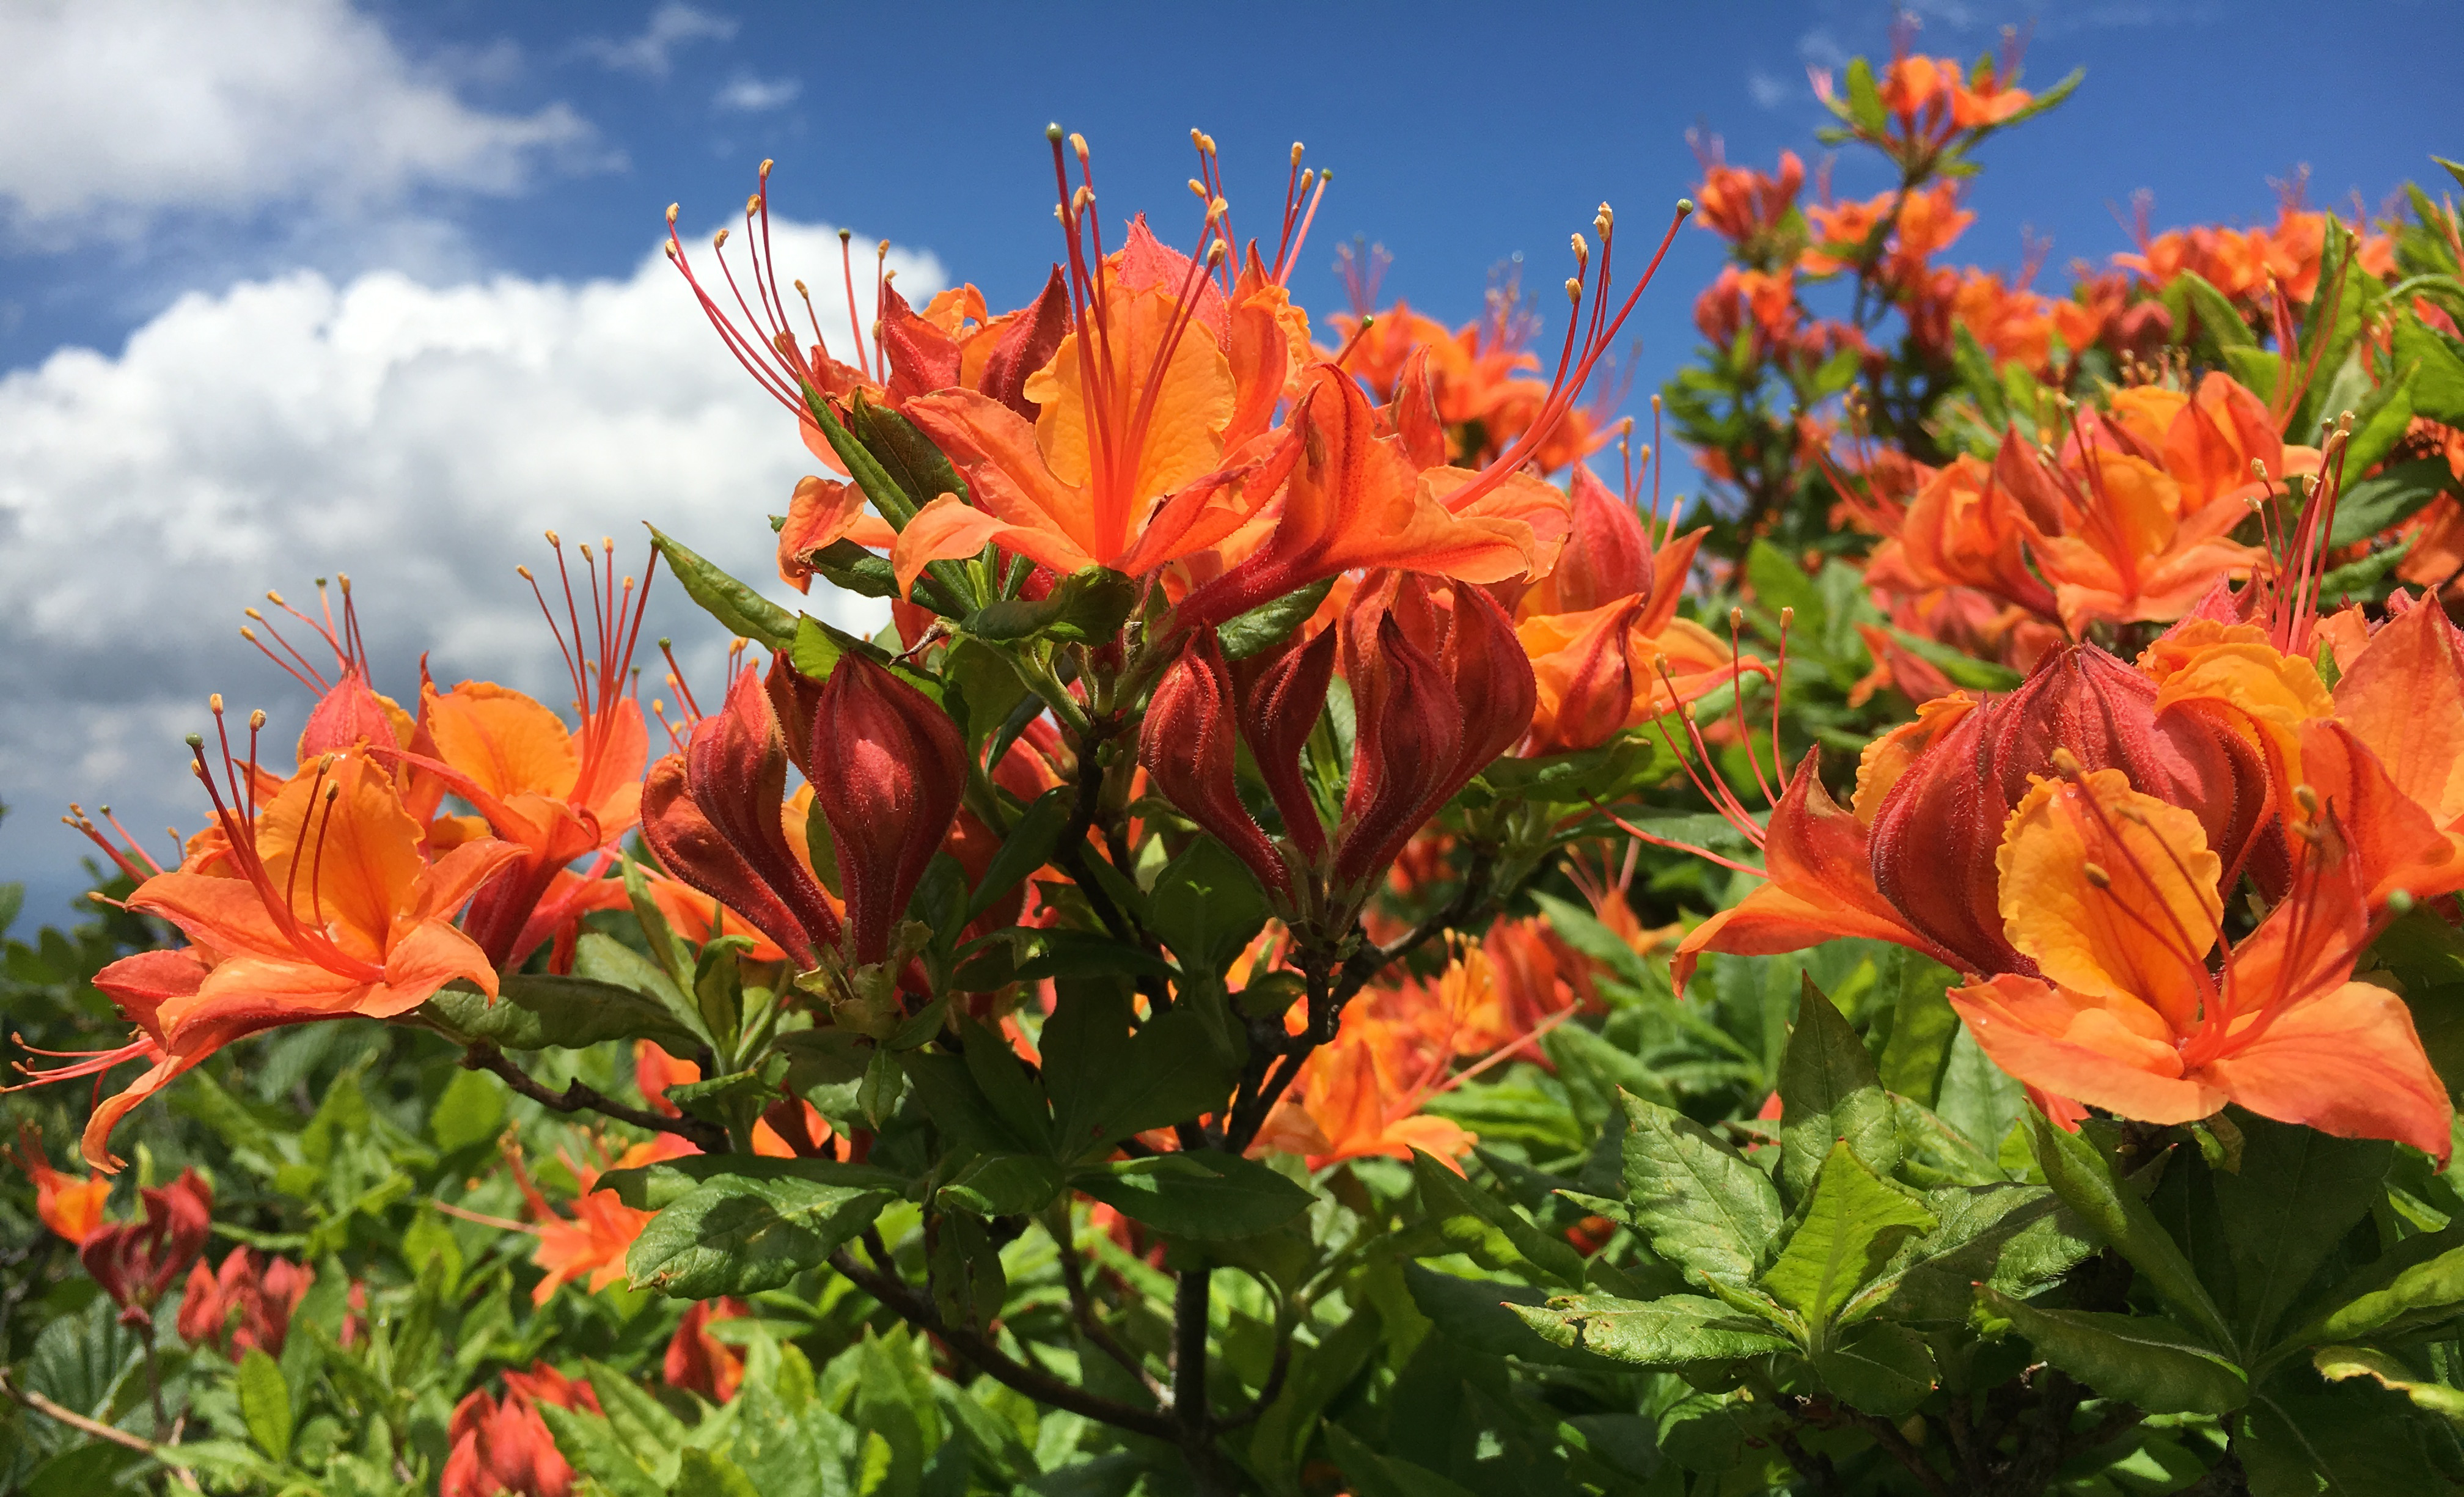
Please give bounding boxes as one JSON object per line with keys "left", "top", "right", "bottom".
{"left": 809, "top": 654, "right": 967, "bottom": 964}
{"left": 1141, "top": 628, "right": 1291, "bottom": 899}
{"left": 178, "top": 1246, "right": 313, "bottom": 1361}
{"left": 639, "top": 670, "right": 841, "bottom": 968}
{"left": 1236, "top": 625, "right": 1339, "bottom": 869}
{"left": 1547, "top": 465, "right": 1653, "bottom": 615}
{"left": 1866, "top": 642, "right": 2265, "bottom": 975}
{"left": 1333, "top": 582, "right": 1535, "bottom": 894}
{"left": 81, "top": 1168, "right": 211, "bottom": 1325}
{"left": 1528, "top": 595, "right": 1643, "bottom": 754}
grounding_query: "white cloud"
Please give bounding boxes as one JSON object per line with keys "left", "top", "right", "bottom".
{"left": 0, "top": 221, "right": 929, "bottom": 893}
{"left": 1747, "top": 68, "right": 1793, "bottom": 109}
{"left": 579, "top": 4, "right": 736, "bottom": 78}
{"left": 0, "top": 0, "right": 590, "bottom": 241}
{"left": 715, "top": 76, "right": 801, "bottom": 112}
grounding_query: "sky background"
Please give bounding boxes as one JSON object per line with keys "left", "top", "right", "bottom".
{"left": 2, "top": 0, "right": 2458, "bottom": 922}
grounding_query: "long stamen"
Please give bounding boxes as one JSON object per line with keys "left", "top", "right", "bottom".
{"left": 1727, "top": 609, "right": 1777, "bottom": 806}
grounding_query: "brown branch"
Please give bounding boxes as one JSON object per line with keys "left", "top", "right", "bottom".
{"left": 1055, "top": 1220, "right": 1164, "bottom": 1401}
{"left": 827, "top": 1247, "right": 1176, "bottom": 1441}
{"left": 461, "top": 1045, "right": 728, "bottom": 1154}
{"left": 1, "top": 1367, "right": 203, "bottom": 1490}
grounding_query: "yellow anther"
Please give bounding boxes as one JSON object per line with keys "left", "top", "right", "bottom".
{"left": 2083, "top": 863, "right": 2111, "bottom": 889}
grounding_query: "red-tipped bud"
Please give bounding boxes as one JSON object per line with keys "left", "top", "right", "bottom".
{"left": 1333, "top": 584, "right": 1535, "bottom": 895}
{"left": 809, "top": 654, "right": 967, "bottom": 964}
{"left": 1866, "top": 642, "right": 2265, "bottom": 976}
{"left": 639, "top": 671, "right": 841, "bottom": 967}
{"left": 1236, "top": 626, "right": 1338, "bottom": 869}
{"left": 1142, "top": 629, "right": 1290, "bottom": 899}
{"left": 1549, "top": 465, "right": 1653, "bottom": 615}
{"left": 81, "top": 1168, "right": 211, "bottom": 1325}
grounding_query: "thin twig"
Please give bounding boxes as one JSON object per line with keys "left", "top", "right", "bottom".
{"left": 461, "top": 1045, "right": 728, "bottom": 1153}
{"left": 1054, "top": 1219, "right": 1165, "bottom": 1400}
{"left": 2, "top": 1367, "right": 204, "bottom": 1489}
{"left": 827, "top": 1248, "right": 1176, "bottom": 1441}
{"left": 1216, "top": 1332, "right": 1294, "bottom": 1430}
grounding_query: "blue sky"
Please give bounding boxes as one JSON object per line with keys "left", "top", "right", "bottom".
{"left": 2, "top": 0, "right": 2458, "bottom": 919}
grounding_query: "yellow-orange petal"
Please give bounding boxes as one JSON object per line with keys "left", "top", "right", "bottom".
{"left": 1950, "top": 974, "right": 2220, "bottom": 1124}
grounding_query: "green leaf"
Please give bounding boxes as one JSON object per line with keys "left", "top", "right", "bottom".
{"left": 797, "top": 536, "right": 902, "bottom": 601}
{"left": 1892, "top": 1095, "right": 2006, "bottom": 1188}
{"left": 2395, "top": 314, "right": 2464, "bottom": 427}
{"left": 1011, "top": 929, "right": 1177, "bottom": 984}
{"left": 1844, "top": 1183, "right": 2091, "bottom": 1328}
{"left": 2240, "top": 1384, "right": 2453, "bottom": 1495}
{"left": 900, "top": 1050, "right": 1038, "bottom": 1154}
{"left": 1218, "top": 577, "right": 1336, "bottom": 660}
{"left": 1511, "top": 1292, "right": 1794, "bottom": 1366}
{"left": 967, "top": 567, "right": 1137, "bottom": 646}
{"left": 941, "top": 1153, "right": 1068, "bottom": 1217}
{"left": 1400, "top": 1263, "right": 1617, "bottom": 1369}
{"left": 850, "top": 394, "right": 966, "bottom": 519}
{"left": 647, "top": 524, "right": 794, "bottom": 650}
{"left": 1778, "top": 974, "right": 1898, "bottom": 1202}
{"left": 1149, "top": 836, "right": 1272, "bottom": 974}
{"left": 537, "top": 1404, "right": 664, "bottom": 1497}
{"left": 1409, "top": 1150, "right": 1587, "bottom": 1288}
{"left": 1760, "top": 1141, "right": 1935, "bottom": 1336}
{"left": 626, "top": 1172, "right": 895, "bottom": 1297}
{"left": 1615, "top": 1091, "right": 1783, "bottom": 1287}
{"left": 419, "top": 970, "right": 702, "bottom": 1053}
{"left": 2212, "top": 1113, "right": 2391, "bottom": 1350}
{"left": 1321, "top": 1423, "right": 1481, "bottom": 1497}
{"left": 1811, "top": 1320, "right": 1937, "bottom": 1419}
{"left": 2173, "top": 270, "right": 2258, "bottom": 352}
{"left": 598, "top": 1152, "right": 906, "bottom": 1212}
{"left": 238, "top": 1346, "right": 293, "bottom": 1463}
{"left": 2315, "top": 1345, "right": 2464, "bottom": 1426}
{"left": 2028, "top": 1107, "right": 2234, "bottom": 1349}
{"left": 964, "top": 791, "right": 1071, "bottom": 925}
{"left": 1071, "top": 1004, "right": 1242, "bottom": 1155}
{"left": 430, "top": 1065, "right": 507, "bottom": 1154}
{"left": 2281, "top": 1223, "right": 2464, "bottom": 1351}
{"left": 1876, "top": 953, "right": 1962, "bottom": 1105}
{"left": 2331, "top": 458, "right": 2457, "bottom": 549}
{"left": 1982, "top": 1290, "right": 2247, "bottom": 1416}
{"left": 672, "top": 1448, "right": 764, "bottom": 1497}
{"left": 1069, "top": 1153, "right": 1314, "bottom": 1240}
{"left": 1472, "top": 733, "right": 1662, "bottom": 808}
{"left": 1039, "top": 975, "right": 1134, "bottom": 1154}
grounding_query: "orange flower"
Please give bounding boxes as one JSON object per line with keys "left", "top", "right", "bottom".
{"left": 43, "top": 738, "right": 517, "bottom": 1171}
{"left": 178, "top": 1247, "right": 314, "bottom": 1361}
{"left": 664, "top": 1299, "right": 750, "bottom": 1404}
{"left": 394, "top": 540, "right": 653, "bottom": 968}
{"left": 442, "top": 1362, "right": 601, "bottom": 1497}
{"left": 1251, "top": 1006, "right": 1476, "bottom": 1170}
{"left": 1951, "top": 765, "right": 2451, "bottom": 1155}
{"left": 510, "top": 1135, "right": 697, "bottom": 1305}
{"left": 8, "top": 1124, "right": 111, "bottom": 1244}
{"left": 1691, "top": 141, "right": 1805, "bottom": 251}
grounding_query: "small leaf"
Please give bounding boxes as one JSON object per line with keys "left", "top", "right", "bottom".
{"left": 1811, "top": 1321, "right": 1937, "bottom": 1419}
{"left": 1759, "top": 1141, "right": 1935, "bottom": 1335}
{"left": 625, "top": 1173, "right": 895, "bottom": 1297}
{"left": 1777, "top": 974, "right": 1898, "bottom": 1202}
{"left": 238, "top": 1346, "right": 293, "bottom": 1463}
{"left": 1614, "top": 1090, "right": 1784, "bottom": 1287}
{"left": 647, "top": 524, "right": 794, "bottom": 650}
{"left": 673, "top": 1449, "right": 763, "bottom": 1497}
{"left": 941, "top": 1153, "right": 1068, "bottom": 1217}
{"left": 419, "top": 972, "right": 701, "bottom": 1053}
{"left": 1069, "top": 1153, "right": 1314, "bottom": 1239}
{"left": 1511, "top": 1293, "right": 1794, "bottom": 1366}
{"left": 1843, "top": 1182, "right": 2091, "bottom": 1328}
{"left": 1149, "top": 836, "right": 1272, "bottom": 975}
{"left": 2027, "top": 1107, "right": 2234, "bottom": 1350}
{"left": 2282, "top": 1223, "right": 2464, "bottom": 1351}
{"left": 429, "top": 1066, "right": 506, "bottom": 1154}
{"left": 1401, "top": 1263, "right": 1615, "bottom": 1368}
{"left": 963, "top": 789, "right": 1071, "bottom": 923}
{"left": 1981, "top": 1290, "right": 2246, "bottom": 1416}
{"left": 1218, "top": 576, "right": 1335, "bottom": 659}
{"left": 1409, "top": 1150, "right": 1588, "bottom": 1288}
{"left": 967, "top": 567, "right": 1137, "bottom": 645}
{"left": 2314, "top": 1345, "right": 2464, "bottom": 1426}
{"left": 1069, "top": 1004, "right": 1241, "bottom": 1155}
{"left": 2211, "top": 1112, "right": 2391, "bottom": 1352}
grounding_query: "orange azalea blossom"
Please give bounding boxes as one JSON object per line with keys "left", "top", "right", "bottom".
{"left": 179, "top": 1246, "right": 314, "bottom": 1361}
{"left": 1810, "top": 28, "right": 2036, "bottom": 175}
{"left": 665, "top": 1298, "right": 750, "bottom": 1403}
{"left": 1662, "top": 628, "right": 2315, "bottom": 990}
{"left": 1511, "top": 464, "right": 1747, "bottom": 755}
{"left": 8, "top": 1124, "right": 112, "bottom": 1243}
{"left": 1689, "top": 137, "right": 1805, "bottom": 257}
{"left": 2116, "top": 189, "right": 2396, "bottom": 307}
{"left": 1951, "top": 761, "right": 2451, "bottom": 1155}
{"left": 392, "top": 540, "right": 654, "bottom": 968}
{"left": 23, "top": 730, "right": 518, "bottom": 1171}
{"left": 634, "top": 1041, "right": 836, "bottom": 1158}
{"left": 1802, "top": 183, "right": 1973, "bottom": 281}
{"left": 509, "top": 1134, "right": 698, "bottom": 1305}
{"left": 2314, "top": 593, "right": 2464, "bottom": 901}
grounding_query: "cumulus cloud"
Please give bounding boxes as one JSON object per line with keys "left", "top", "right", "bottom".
{"left": 578, "top": 4, "right": 737, "bottom": 78}
{"left": 715, "top": 76, "right": 801, "bottom": 112}
{"left": 0, "top": 221, "right": 930, "bottom": 896}
{"left": 0, "top": 0, "right": 590, "bottom": 240}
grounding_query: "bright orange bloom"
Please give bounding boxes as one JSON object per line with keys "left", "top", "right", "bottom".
{"left": 512, "top": 1135, "right": 697, "bottom": 1305}
{"left": 1691, "top": 141, "right": 1805, "bottom": 251}
{"left": 8, "top": 1124, "right": 111, "bottom": 1243}
{"left": 1951, "top": 766, "right": 2451, "bottom": 1155}
{"left": 1951, "top": 269, "right": 2055, "bottom": 372}
{"left": 1802, "top": 184, "right": 1973, "bottom": 280}
{"left": 1251, "top": 1003, "right": 1476, "bottom": 1170}
{"left": 45, "top": 741, "right": 516, "bottom": 1171}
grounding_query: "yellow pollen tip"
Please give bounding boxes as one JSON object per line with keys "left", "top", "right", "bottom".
{"left": 209, "top": 693, "right": 224, "bottom": 713}
{"left": 712, "top": 229, "right": 728, "bottom": 248}
{"left": 324, "top": 784, "right": 340, "bottom": 803}
{"left": 1290, "top": 142, "right": 1304, "bottom": 165}
{"left": 2294, "top": 784, "right": 2320, "bottom": 815}
{"left": 266, "top": 590, "right": 286, "bottom": 605}
{"left": 1069, "top": 132, "right": 1088, "bottom": 158}
{"left": 665, "top": 203, "right": 679, "bottom": 225}
{"left": 1729, "top": 607, "right": 1745, "bottom": 627}
{"left": 1779, "top": 606, "right": 1795, "bottom": 626}
{"left": 1564, "top": 277, "right": 1582, "bottom": 303}
{"left": 240, "top": 626, "right": 257, "bottom": 641}
{"left": 1188, "top": 178, "right": 1206, "bottom": 198}
{"left": 744, "top": 194, "right": 760, "bottom": 216}
{"left": 759, "top": 158, "right": 774, "bottom": 175}
{"left": 878, "top": 239, "right": 889, "bottom": 257}
{"left": 2251, "top": 459, "right": 2270, "bottom": 480}
{"left": 2050, "top": 747, "right": 2084, "bottom": 775}
{"left": 793, "top": 279, "right": 809, "bottom": 297}
{"left": 516, "top": 566, "right": 534, "bottom": 580}
{"left": 249, "top": 710, "right": 267, "bottom": 730}
{"left": 2083, "top": 862, "right": 2111, "bottom": 889}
